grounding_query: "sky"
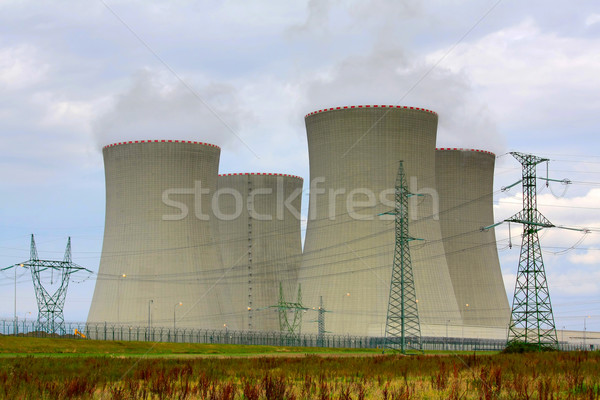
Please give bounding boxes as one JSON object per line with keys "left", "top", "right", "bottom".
{"left": 0, "top": 0, "right": 599, "bottom": 334}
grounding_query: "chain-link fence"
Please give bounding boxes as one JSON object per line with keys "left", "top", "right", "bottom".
{"left": 0, "top": 319, "right": 588, "bottom": 352}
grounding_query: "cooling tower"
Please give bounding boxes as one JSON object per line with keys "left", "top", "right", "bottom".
{"left": 435, "top": 148, "right": 510, "bottom": 329}
{"left": 87, "top": 140, "right": 233, "bottom": 329}
{"left": 216, "top": 173, "right": 303, "bottom": 332}
{"left": 299, "top": 105, "right": 463, "bottom": 337}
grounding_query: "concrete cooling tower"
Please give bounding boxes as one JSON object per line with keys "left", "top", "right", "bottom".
{"left": 87, "top": 140, "right": 233, "bottom": 330}
{"left": 216, "top": 173, "right": 303, "bottom": 332}
{"left": 435, "top": 148, "right": 510, "bottom": 330}
{"left": 299, "top": 105, "right": 463, "bottom": 337}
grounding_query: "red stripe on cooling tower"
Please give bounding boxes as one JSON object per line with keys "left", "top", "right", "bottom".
{"left": 218, "top": 172, "right": 304, "bottom": 180}
{"left": 102, "top": 140, "right": 221, "bottom": 150}
{"left": 436, "top": 148, "right": 496, "bottom": 156}
{"left": 304, "top": 105, "right": 438, "bottom": 118}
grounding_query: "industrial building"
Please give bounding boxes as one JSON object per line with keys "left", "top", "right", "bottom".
{"left": 216, "top": 173, "right": 303, "bottom": 332}
{"left": 435, "top": 148, "right": 510, "bottom": 330}
{"left": 87, "top": 140, "right": 234, "bottom": 329}
{"left": 298, "top": 105, "right": 463, "bottom": 337}
{"left": 86, "top": 106, "right": 511, "bottom": 340}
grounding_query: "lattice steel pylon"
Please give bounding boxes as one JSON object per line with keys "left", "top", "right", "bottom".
{"left": 2, "top": 235, "right": 92, "bottom": 335}
{"left": 317, "top": 296, "right": 329, "bottom": 345}
{"left": 271, "top": 283, "right": 307, "bottom": 339}
{"left": 310, "top": 296, "right": 331, "bottom": 347}
{"left": 382, "top": 161, "right": 422, "bottom": 354}
{"left": 505, "top": 152, "right": 558, "bottom": 348}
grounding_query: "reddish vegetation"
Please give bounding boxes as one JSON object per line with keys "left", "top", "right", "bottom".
{"left": 1, "top": 351, "right": 599, "bottom": 399}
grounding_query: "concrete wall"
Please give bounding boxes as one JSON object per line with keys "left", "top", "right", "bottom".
{"left": 216, "top": 173, "right": 303, "bottom": 332}
{"left": 435, "top": 148, "right": 510, "bottom": 329}
{"left": 87, "top": 140, "right": 232, "bottom": 329}
{"left": 299, "top": 105, "right": 463, "bottom": 337}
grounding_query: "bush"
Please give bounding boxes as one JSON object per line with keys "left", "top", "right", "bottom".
{"left": 502, "top": 341, "right": 556, "bottom": 354}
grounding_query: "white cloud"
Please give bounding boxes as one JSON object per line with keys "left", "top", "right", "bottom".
{"left": 585, "top": 13, "right": 600, "bottom": 27}
{"left": 569, "top": 251, "right": 599, "bottom": 265}
{"left": 495, "top": 187, "right": 600, "bottom": 238}
{"left": 33, "top": 92, "right": 111, "bottom": 135}
{"left": 0, "top": 44, "right": 49, "bottom": 90}
{"left": 549, "top": 270, "right": 600, "bottom": 296}
{"left": 502, "top": 272, "right": 516, "bottom": 294}
{"left": 495, "top": 186, "right": 600, "bottom": 302}
{"left": 427, "top": 19, "right": 600, "bottom": 132}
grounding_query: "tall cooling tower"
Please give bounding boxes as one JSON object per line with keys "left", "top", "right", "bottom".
{"left": 87, "top": 140, "right": 232, "bottom": 329}
{"left": 435, "top": 148, "right": 510, "bottom": 328}
{"left": 216, "top": 173, "right": 303, "bottom": 332}
{"left": 299, "top": 105, "right": 462, "bottom": 337}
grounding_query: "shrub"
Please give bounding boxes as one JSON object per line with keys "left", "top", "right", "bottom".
{"left": 502, "top": 341, "right": 557, "bottom": 354}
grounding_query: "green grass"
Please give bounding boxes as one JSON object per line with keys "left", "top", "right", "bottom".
{"left": 0, "top": 346, "right": 599, "bottom": 399}
{"left": 0, "top": 336, "right": 381, "bottom": 358}
{"left": 4, "top": 337, "right": 598, "bottom": 399}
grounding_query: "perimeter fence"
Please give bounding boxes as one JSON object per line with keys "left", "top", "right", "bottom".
{"left": 0, "top": 319, "right": 587, "bottom": 352}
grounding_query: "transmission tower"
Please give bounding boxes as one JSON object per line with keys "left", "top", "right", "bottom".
{"left": 504, "top": 152, "right": 559, "bottom": 347}
{"left": 309, "top": 296, "right": 330, "bottom": 347}
{"left": 270, "top": 283, "right": 307, "bottom": 339}
{"left": 381, "top": 161, "right": 422, "bottom": 354}
{"left": 483, "top": 152, "right": 587, "bottom": 349}
{"left": 317, "top": 296, "right": 329, "bottom": 346}
{"left": 2, "top": 235, "right": 92, "bottom": 335}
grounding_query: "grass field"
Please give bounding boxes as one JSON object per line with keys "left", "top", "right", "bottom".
{"left": 0, "top": 336, "right": 380, "bottom": 358}
{"left": 1, "top": 336, "right": 599, "bottom": 399}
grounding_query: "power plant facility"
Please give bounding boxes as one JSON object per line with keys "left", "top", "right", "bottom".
{"left": 435, "top": 148, "right": 510, "bottom": 331}
{"left": 216, "top": 173, "right": 303, "bottom": 332}
{"left": 87, "top": 140, "right": 234, "bottom": 329}
{"left": 84, "top": 105, "right": 518, "bottom": 343}
{"left": 300, "top": 106, "right": 462, "bottom": 338}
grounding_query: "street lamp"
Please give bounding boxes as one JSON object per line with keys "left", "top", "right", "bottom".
{"left": 148, "top": 299, "right": 153, "bottom": 332}
{"left": 584, "top": 316, "right": 591, "bottom": 350}
{"left": 21, "top": 311, "right": 31, "bottom": 322}
{"left": 18, "top": 312, "right": 32, "bottom": 335}
{"left": 462, "top": 304, "right": 469, "bottom": 349}
{"left": 446, "top": 320, "right": 450, "bottom": 350}
{"left": 173, "top": 302, "right": 183, "bottom": 332}
{"left": 118, "top": 274, "right": 126, "bottom": 324}
{"left": 14, "top": 264, "right": 24, "bottom": 335}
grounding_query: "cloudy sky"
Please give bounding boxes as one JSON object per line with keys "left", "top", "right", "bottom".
{"left": 1, "top": 0, "right": 599, "bottom": 333}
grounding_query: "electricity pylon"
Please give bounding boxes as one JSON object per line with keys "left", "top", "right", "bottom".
{"left": 309, "top": 296, "right": 330, "bottom": 347}
{"left": 504, "top": 152, "right": 558, "bottom": 347}
{"left": 270, "top": 283, "right": 307, "bottom": 339}
{"left": 484, "top": 152, "right": 587, "bottom": 349}
{"left": 380, "top": 161, "right": 422, "bottom": 354}
{"left": 316, "top": 296, "right": 329, "bottom": 346}
{"left": 2, "top": 235, "right": 92, "bottom": 335}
